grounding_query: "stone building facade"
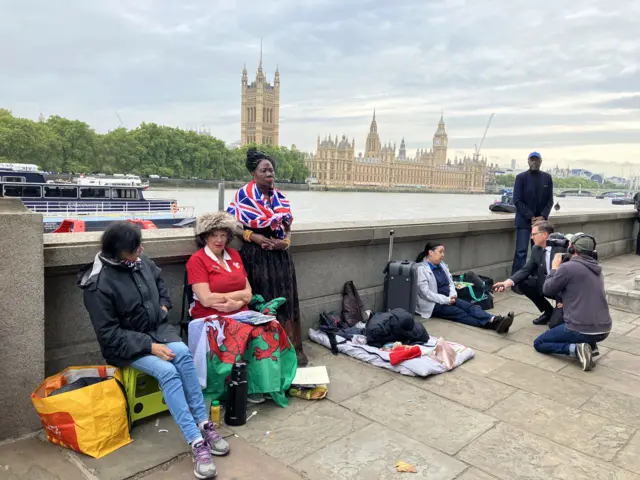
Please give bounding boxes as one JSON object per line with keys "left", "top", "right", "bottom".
{"left": 240, "top": 52, "right": 280, "bottom": 147}
{"left": 306, "top": 113, "right": 487, "bottom": 191}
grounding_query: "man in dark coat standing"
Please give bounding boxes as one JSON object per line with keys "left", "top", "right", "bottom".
{"left": 511, "top": 152, "right": 554, "bottom": 275}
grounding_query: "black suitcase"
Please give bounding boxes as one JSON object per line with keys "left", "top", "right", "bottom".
{"left": 383, "top": 229, "right": 419, "bottom": 312}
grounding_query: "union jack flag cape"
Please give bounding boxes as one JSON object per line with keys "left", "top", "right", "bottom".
{"left": 227, "top": 181, "right": 293, "bottom": 239}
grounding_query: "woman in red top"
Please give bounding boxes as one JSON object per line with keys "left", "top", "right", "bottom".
{"left": 186, "top": 212, "right": 252, "bottom": 319}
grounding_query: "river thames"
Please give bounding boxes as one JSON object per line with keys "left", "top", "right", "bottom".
{"left": 144, "top": 187, "right": 635, "bottom": 224}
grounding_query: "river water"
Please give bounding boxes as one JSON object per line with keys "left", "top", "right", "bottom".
{"left": 144, "top": 187, "right": 634, "bottom": 224}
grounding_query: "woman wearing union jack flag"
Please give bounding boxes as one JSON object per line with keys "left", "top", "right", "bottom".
{"left": 227, "top": 148, "right": 308, "bottom": 366}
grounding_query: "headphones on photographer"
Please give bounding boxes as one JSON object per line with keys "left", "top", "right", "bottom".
{"left": 568, "top": 233, "right": 598, "bottom": 259}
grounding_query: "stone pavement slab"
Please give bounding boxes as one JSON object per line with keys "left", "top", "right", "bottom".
{"left": 308, "top": 350, "right": 394, "bottom": 403}
{"left": 341, "top": 379, "right": 497, "bottom": 455}
{"left": 613, "top": 432, "right": 640, "bottom": 475}
{"left": 80, "top": 412, "right": 190, "bottom": 480}
{"left": 0, "top": 434, "right": 87, "bottom": 480}
{"left": 602, "top": 332, "right": 640, "bottom": 355}
{"left": 458, "top": 350, "right": 509, "bottom": 376}
{"left": 421, "top": 319, "right": 515, "bottom": 354}
{"left": 230, "top": 401, "right": 370, "bottom": 466}
{"left": 292, "top": 422, "right": 467, "bottom": 480}
{"left": 610, "top": 309, "right": 640, "bottom": 324}
{"left": 495, "top": 342, "right": 570, "bottom": 372}
{"left": 456, "top": 468, "right": 498, "bottom": 479}
{"left": 611, "top": 321, "right": 638, "bottom": 335}
{"left": 487, "top": 360, "right": 599, "bottom": 408}
{"left": 559, "top": 363, "right": 640, "bottom": 400}
{"left": 582, "top": 389, "right": 640, "bottom": 429}
{"left": 457, "top": 422, "right": 637, "bottom": 480}
{"left": 598, "top": 350, "right": 640, "bottom": 378}
{"left": 151, "top": 436, "right": 303, "bottom": 480}
{"left": 487, "top": 390, "right": 635, "bottom": 462}
{"left": 401, "top": 368, "right": 515, "bottom": 411}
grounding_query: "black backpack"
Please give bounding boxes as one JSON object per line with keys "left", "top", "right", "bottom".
{"left": 318, "top": 311, "right": 348, "bottom": 354}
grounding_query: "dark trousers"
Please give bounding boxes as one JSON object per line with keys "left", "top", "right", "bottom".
{"left": 534, "top": 323, "right": 609, "bottom": 356}
{"left": 636, "top": 216, "right": 640, "bottom": 255}
{"left": 512, "top": 227, "right": 532, "bottom": 275}
{"left": 518, "top": 277, "right": 554, "bottom": 315}
{"left": 433, "top": 298, "right": 493, "bottom": 328}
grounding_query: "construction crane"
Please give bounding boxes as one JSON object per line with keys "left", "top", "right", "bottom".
{"left": 115, "top": 111, "right": 126, "bottom": 129}
{"left": 473, "top": 113, "right": 494, "bottom": 162}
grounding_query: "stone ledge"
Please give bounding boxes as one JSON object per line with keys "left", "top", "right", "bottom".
{"left": 606, "top": 280, "right": 640, "bottom": 314}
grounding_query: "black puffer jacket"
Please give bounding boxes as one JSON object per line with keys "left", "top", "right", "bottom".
{"left": 365, "top": 308, "right": 429, "bottom": 348}
{"left": 77, "top": 254, "right": 180, "bottom": 367}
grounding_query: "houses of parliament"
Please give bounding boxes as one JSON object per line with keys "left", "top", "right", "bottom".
{"left": 240, "top": 57, "right": 486, "bottom": 191}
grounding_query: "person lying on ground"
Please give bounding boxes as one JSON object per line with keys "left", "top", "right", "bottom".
{"left": 78, "top": 221, "right": 228, "bottom": 480}
{"left": 415, "top": 242, "right": 514, "bottom": 333}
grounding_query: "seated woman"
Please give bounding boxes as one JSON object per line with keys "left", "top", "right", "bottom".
{"left": 186, "top": 212, "right": 252, "bottom": 320}
{"left": 78, "top": 222, "right": 228, "bottom": 480}
{"left": 415, "top": 242, "right": 515, "bottom": 334}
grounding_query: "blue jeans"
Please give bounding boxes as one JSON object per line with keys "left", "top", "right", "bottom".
{"left": 533, "top": 323, "right": 609, "bottom": 356}
{"left": 433, "top": 298, "right": 493, "bottom": 328}
{"left": 512, "top": 227, "right": 532, "bottom": 275}
{"left": 131, "top": 341, "right": 207, "bottom": 444}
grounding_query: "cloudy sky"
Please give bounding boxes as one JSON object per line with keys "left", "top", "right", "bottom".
{"left": 2, "top": 0, "right": 639, "bottom": 175}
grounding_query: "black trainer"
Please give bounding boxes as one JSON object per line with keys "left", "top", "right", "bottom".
{"left": 533, "top": 312, "right": 551, "bottom": 325}
{"left": 496, "top": 312, "right": 515, "bottom": 334}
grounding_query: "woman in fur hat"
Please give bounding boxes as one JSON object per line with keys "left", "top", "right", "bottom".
{"left": 227, "top": 148, "right": 308, "bottom": 366}
{"left": 186, "top": 211, "right": 252, "bottom": 319}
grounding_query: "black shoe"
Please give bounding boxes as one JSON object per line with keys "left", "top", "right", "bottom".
{"left": 494, "top": 312, "right": 515, "bottom": 334}
{"left": 592, "top": 345, "right": 600, "bottom": 357}
{"left": 533, "top": 312, "right": 551, "bottom": 325}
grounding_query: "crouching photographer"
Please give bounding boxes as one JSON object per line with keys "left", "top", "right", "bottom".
{"left": 533, "top": 233, "right": 612, "bottom": 371}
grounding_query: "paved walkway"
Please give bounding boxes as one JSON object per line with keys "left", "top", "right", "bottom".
{"left": 3, "top": 253, "right": 640, "bottom": 479}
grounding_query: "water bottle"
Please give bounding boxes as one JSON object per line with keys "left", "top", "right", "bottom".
{"left": 224, "top": 361, "right": 248, "bottom": 426}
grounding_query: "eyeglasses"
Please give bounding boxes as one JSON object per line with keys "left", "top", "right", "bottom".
{"left": 530, "top": 232, "right": 544, "bottom": 238}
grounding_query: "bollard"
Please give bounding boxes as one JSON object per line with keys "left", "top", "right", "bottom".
{"left": 218, "top": 182, "right": 225, "bottom": 211}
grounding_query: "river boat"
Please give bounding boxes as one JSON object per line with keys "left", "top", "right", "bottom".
{"left": 489, "top": 194, "right": 516, "bottom": 213}
{"left": 612, "top": 197, "right": 635, "bottom": 205}
{"left": 74, "top": 174, "right": 149, "bottom": 189}
{"left": 0, "top": 163, "right": 194, "bottom": 232}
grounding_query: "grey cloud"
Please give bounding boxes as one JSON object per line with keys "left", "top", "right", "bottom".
{"left": 1, "top": 0, "right": 639, "bottom": 169}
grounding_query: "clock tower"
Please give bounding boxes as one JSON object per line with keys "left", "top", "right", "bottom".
{"left": 433, "top": 113, "right": 448, "bottom": 165}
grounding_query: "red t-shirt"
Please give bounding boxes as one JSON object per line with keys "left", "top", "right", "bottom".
{"left": 186, "top": 247, "right": 249, "bottom": 319}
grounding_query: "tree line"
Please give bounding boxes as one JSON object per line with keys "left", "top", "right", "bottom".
{"left": 494, "top": 174, "right": 624, "bottom": 190}
{"left": 0, "top": 109, "right": 310, "bottom": 182}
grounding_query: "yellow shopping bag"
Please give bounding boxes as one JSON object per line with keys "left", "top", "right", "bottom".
{"left": 31, "top": 365, "right": 132, "bottom": 459}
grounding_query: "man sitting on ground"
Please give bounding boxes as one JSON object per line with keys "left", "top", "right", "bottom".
{"left": 533, "top": 233, "right": 611, "bottom": 371}
{"left": 493, "top": 221, "right": 563, "bottom": 325}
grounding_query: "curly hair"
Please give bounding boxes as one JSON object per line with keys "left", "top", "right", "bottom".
{"left": 195, "top": 211, "right": 237, "bottom": 248}
{"left": 246, "top": 147, "right": 276, "bottom": 173}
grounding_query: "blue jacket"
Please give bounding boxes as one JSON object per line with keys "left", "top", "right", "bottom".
{"left": 513, "top": 170, "right": 554, "bottom": 228}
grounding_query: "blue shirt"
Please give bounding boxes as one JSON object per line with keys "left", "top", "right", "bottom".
{"left": 428, "top": 262, "right": 450, "bottom": 296}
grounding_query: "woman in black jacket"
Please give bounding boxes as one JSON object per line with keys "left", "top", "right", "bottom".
{"left": 78, "top": 222, "right": 228, "bottom": 480}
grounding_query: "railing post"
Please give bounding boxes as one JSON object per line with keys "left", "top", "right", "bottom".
{"left": 218, "top": 182, "right": 225, "bottom": 212}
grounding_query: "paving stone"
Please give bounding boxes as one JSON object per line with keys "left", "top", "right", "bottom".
{"left": 402, "top": 368, "right": 515, "bottom": 411}
{"left": 610, "top": 309, "right": 640, "bottom": 324}
{"left": 230, "top": 401, "right": 370, "bottom": 466}
{"left": 458, "top": 350, "right": 509, "bottom": 376}
{"left": 341, "top": 379, "right": 497, "bottom": 455}
{"left": 598, "top": 350, "right": 640, "bottom": 378}
{"left": 625, "top": 326, "right": 640, "bottom": 337}
{"left": 245, "top": 394, "right": 315, "bottom": 422}
{"left": 487, "top": 390, "right": 634, "bottom": 461}
{"left": 602, "top": 332, "right": 640, "bottom": 355}
{"left": 490, "top": 296, "right": 541, "bottom": 315}
{"left": 301, "top": 340, "right": 331, "bottom": 362}
{"left": 0, "top": 435, "right": 87, "bottom": 479}
{"left": 496, "top": 343, "right": 570, "bottom": 372}
{"left": 487, "top": 361, "right": 599, "bottom": 408}
{"left": 81, "top": 412, "right": 190, "bottom": 480}
{"left": 422, "top": 320, "right": 516, "bottom": 354}
{"left": 610, "top": 321, "right": 638, "bottom": 335}
{"left": 456, "top": 467, "right": 498, "bottom": 479}
{"left": 582, "top": 389, "right": 640, "bottom": 429}
{"left": 457, "top": 422, "right": 637, "bottom": 480}
{"left": 311, "top": 351, "right": 394, "bottom": 403}
{"left": 292, "top": 422, "right": 467, "bottom": 480}
{"left": 505, "top": 325, "right": 546, "bottom": 346}
{"left": 152, "top": 436, "right": 303, "bottom": 479}
{"left": 613, "top": 431, "right": 640, "bottom": 474}
{"left": 559, "top": 363, "right": 640, "bottom": 400}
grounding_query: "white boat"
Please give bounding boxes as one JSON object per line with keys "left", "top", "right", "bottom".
{"left": 74, "top": 174, "right": 149, "bottom": 189}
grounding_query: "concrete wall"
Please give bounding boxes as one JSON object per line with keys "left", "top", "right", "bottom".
{"left": 0, "top": 203, "right": 635, "bottom": 441}
{"left": 42, "top": 210, "right": 636, "bottom": 379}
{"left": 0, "top": 200, "right": 45, "bottom": 438}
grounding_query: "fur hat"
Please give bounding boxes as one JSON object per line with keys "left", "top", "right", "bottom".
{"left": 195, "top": 211, "right": 237, "bottom": 236}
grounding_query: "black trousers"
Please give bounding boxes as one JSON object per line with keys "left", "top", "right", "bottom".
{"left": 518, "top": 277, "right": 554, "bottom": 314}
